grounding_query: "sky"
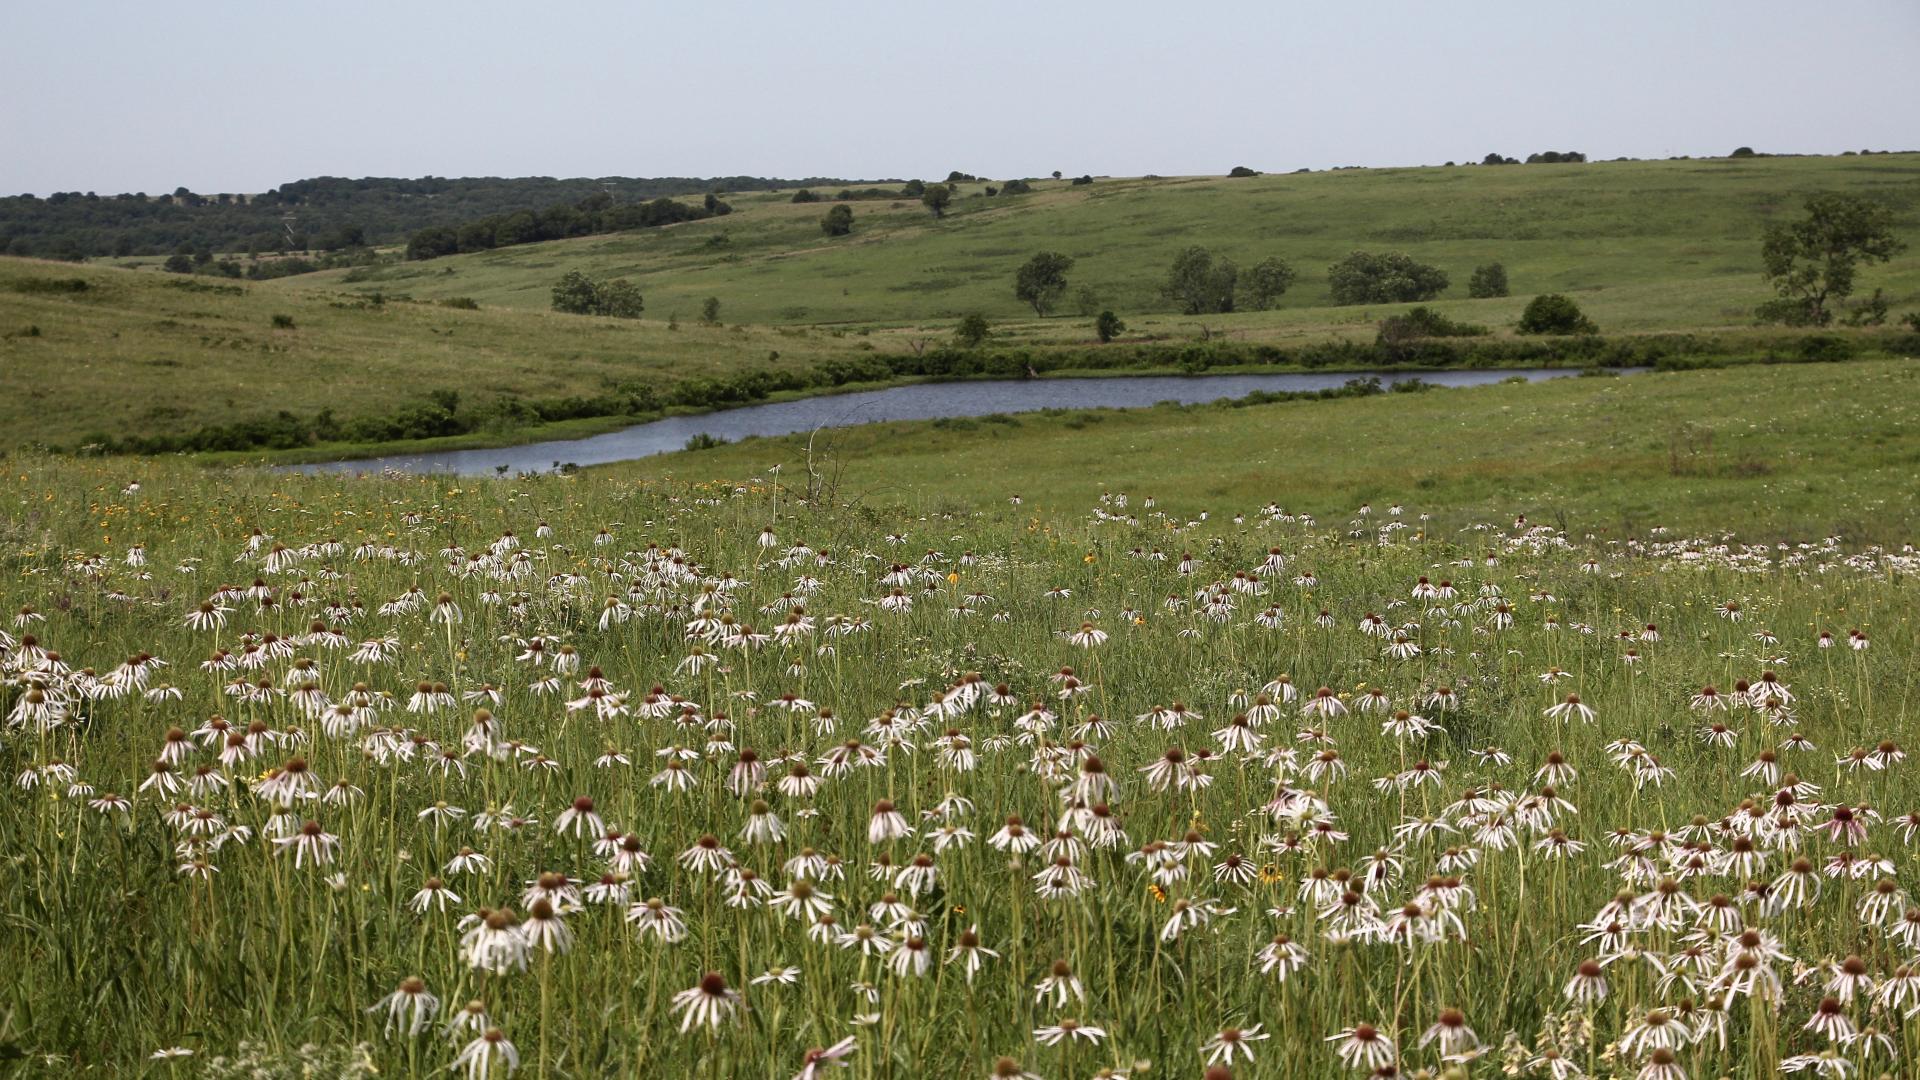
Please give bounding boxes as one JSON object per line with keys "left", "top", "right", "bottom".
{"left": 5, "top": 0, "right": 1918, "bottom": 195}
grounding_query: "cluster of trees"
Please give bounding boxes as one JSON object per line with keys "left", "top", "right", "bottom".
{"left": 1327, "top": 251, "right": 1450, "bottom": 304}
{"left": 0, "top": 174, "right": 860, "bottom": 259}
{"left": 406, "top": 192, "right": 731, "bottom": 260}
{"left": 1479, "top": 151, "right": 1587, "bottom": 165}
{"left": 550, "top": 271, "right": 643, "bottom": 318}
{"left": 1160, "top": 249, "right": 1296, "bottom": 314}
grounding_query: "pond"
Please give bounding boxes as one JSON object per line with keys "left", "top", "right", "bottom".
{"left": 296, "top": 368, "right": 1625, "bottom": 476}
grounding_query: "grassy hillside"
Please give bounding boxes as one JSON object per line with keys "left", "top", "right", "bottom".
{"left": 7, "top": 154, "right": 1918, "bottom": 458}
{"left": 0, "top": 258, "right": 884, "bottom": 450}
{"left": 614, "top": 358, "right": 1920, "bottom": 541}
{"left": 288, "top": 155, "right": 1920, "bottom": 337}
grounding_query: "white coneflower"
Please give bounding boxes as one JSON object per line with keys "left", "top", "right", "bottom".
{"left": 1544, "top": 694, "right": 1595, "bottom": 723}
{"left": 672, "top": 972, "right": 743, "bottom": 1032}
{"left": 867, "top": 799, "right": 913, "bottom": 844}
{"left": 450, "top": 1027, "right": 519, "bottom": 1080}
{"left": 1033, "top": 959, "right": 1086, "bottom": 1008}
{"left": 1419, "top": 1006, "right": 1480, "bottom": 1056}
{"left": 1802, "top": 996, "right": 1854, "bottom": 1041}
{"left": 521, "top": 898, "right": 572, "bottom": 954}
{"left": 791, "top": 1036, "right": 858, "bottom": 1080}
{"left": 945, "top": 924, "right": 1000, "bottom": 983}
{"left": 679, "top": 834, "right": 734, "bottom": 873}
{"left": 1563, "top": 959, "right": 1608, "bottom": 1005}
{"left": 409, "top": 877, "right": 461, "bottom": 914}
{"left": 553, "top": 796, "right": 604, "bottom": 839}
{"left": 771, "top": 878, "right": 834, "bottom": 922}
{"left": 628, "top": 897, "right": 690, "bottom": 943}
{"left": 271, "top": 820, "right": 339, "bottom": 868}
{"left": 1033, "top": 1017, "right": 1107, "bottom": 1046}
{"left": 888, "top": 935, "right": 933, "bottom": 977}
{"left": 1326, "top": 1022, "right": 1395, "bottom": 1071}
{"left": 460, "top": 909, "right": 530, "bottom": 974}
{"left": 367, "top": 976, "right": 440, "bottom": 1037}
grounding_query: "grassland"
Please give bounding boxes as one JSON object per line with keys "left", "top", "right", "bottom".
{"left": 615, "top": 359, "right": 1920, "bottom": 542}
{"left": 5, "top": 154, "right": 1919, "bottom": 459}
{"left": 1, "top": 449, "right": 1916, "bottom": 1078}
{"left": 286, "top": 155, "right": 1920, "bottom": 335}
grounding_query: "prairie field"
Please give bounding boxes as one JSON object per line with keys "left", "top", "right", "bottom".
{"left": 2, "top": 451, "right": 1917, "bottom": 1079}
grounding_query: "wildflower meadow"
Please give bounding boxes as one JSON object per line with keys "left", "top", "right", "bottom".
{"left": 2, "top": 458, "right": 1916, "bottom": 1080}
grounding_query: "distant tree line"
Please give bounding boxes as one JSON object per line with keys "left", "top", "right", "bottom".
{"left": 0, "top": 174, "right": 869, "bottom": 259}
{"left": 405, "top": 192, "right": 732, "bottom": 260}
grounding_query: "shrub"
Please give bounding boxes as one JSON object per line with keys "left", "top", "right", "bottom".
{"left": 1095, "top": 310, "right": 1125, "bottom": 343}
{"left": 552, "top": 271, "right": 643, "bottom": 318}
{"left": 438, "top": 297, "right": 480, "bottom": 310}
{"left": 821, "top": 205, "right": 854, "bottom": 236}
{"left": 270, "top": 314, "right": 296, "bottom": 329}
{"left": 1516, "top": 294, "right": 1598, "bottom": 335}
{"left": 683, "top": 433, "right": 730, "bottom": 451}
{"left": 953, "top": 313, "right": 991, "bottom": 349}
{"left": 1243, "top": 258, "right": 1296, "bottom": 310}
{"left": 790, "top": 189, "right": 821, "bottom": 204}
{"left": 1376, "top": 306, "right": 1488, "bottom": 345}
{"left": 1467, "top": 262, "right": 1509, "bottom": 299}
{"left": 1228, "top": 166, "right": 1260, "bottom": 178}
{"left": 1000, "top": 179, "right": 1033, "bottom": 195}
{"left": 9, "top": 277, "right": 89, "bottom": 295}
{"left": 1327, "top": 251, "right": 1449, "bottom": 305}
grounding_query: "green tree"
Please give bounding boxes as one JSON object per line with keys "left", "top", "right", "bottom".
{"left": 1228, "top": 166, "right": 1260, "bottom": 178}
{"left": 1163, "top": 246, "right": 1239, "bottom": 314}
{"left": 701, "top": 296, "right": 721, "bottom": 324}
{"left": 1516, "top": 294, "right": 1597, "bottom": 335}
{"left": 1013, "top": 251, "right": 1075, "bottom": 315}
{"left": 821, "top": 204, "right": 854, "bottom": 236}
{"left": 1243, "top": 257, "right": 1297, "bottom": 310}
{"left": 1326, "top": 251, "right": 1450, "bottom": 305}
{"left": 162, "top": 253, "right": 193, "bottom": 274}
{"left": 953, "top": 313, "right": 991, "bottom": 349}
{"left": 596, "top": 279, "right": 645, "bottom": 319}
{"left": 1095, "top": 310, "right": 1125, "bottom": 343}
{"left": 921, "top": 184, "right": 954, "bottom": 219}
{"left": 1757, "top": 193, "right": 1906, "bottom": 326}
{"left": 551, "top": 270, "right": 600, "bottom": 314}
{"left": 1468, "top": 262, "right": 1509, "bottom": 298}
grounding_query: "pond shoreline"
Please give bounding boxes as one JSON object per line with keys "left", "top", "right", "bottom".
{"left": 287, "top": 365, "right": 1647, "bottom": 476}
{"left": 216, "top": 357, "right": 1653, "bottom": 470}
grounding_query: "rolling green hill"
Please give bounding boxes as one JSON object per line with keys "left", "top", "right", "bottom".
{"left": 4, "top": 153, "right": 1917, "bottom": 458}
{"left": 286, "top": 154, "right": 1920, "bottom": 336}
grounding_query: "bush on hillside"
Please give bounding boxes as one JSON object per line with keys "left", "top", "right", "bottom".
{"left": 1468, "top": 262, "right": 1509, "bottom": 298}
{"left": 1327, "top": 251, "right": 1449, "bottom": 305}
{"left": 1517, "top": 294, "right": 1598, "bottom": 335}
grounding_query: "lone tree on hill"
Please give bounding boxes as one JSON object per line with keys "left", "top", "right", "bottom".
{"left": 821, "top": 204, "right": 854, "bottom": 236}
{"left": 921, "top": 183, "right": 954, "bottom": 218}
{"left": 1163, "top": 246, "right": 1238, "bottom": 314}
{"left": 1757, "top": 193, "right": 1905, "bottom": 326}
{"left": 1243, "top": 257, "right": 1297, "bottom": 310}
{"left": 1468, "top": 262, "right": 1509, "bottom": 298}
{"left": 1013, "top": 252, "right": 1075, "bottom": 315}
{"left": 953, "top": 313, "right": 991, "bottom": 349}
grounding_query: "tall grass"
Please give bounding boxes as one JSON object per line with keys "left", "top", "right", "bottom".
{"left": 0, "top": 457, "right": 1915, "bottom": 1079}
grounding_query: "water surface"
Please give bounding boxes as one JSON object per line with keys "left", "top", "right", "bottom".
{"left": 299, "top": 368, "right": 1619, "bottom": 476}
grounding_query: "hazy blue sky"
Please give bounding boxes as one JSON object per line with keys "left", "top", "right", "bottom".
{"left": 5, "top": 0, "right": 1917, "bottom": 194}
